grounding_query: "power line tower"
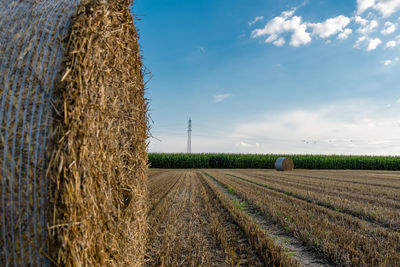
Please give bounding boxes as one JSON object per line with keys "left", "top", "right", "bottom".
{"left": 187, "top": 117, "right": 192, "bottom": 154}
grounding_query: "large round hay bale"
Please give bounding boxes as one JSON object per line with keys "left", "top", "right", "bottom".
{"left": 0, "top": 0, "right": 148, "bottom": 266}
{"left": 275, "top": 157, "right": 294, "bottom": 171}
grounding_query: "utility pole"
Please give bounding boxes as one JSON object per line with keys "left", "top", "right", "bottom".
{"left": 187, "top": 117, "right": 192, "bottom": 154}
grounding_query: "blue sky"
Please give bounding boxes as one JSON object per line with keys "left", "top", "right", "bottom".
{"left": 135, "top": 0, "right": 400, "bottom": 155}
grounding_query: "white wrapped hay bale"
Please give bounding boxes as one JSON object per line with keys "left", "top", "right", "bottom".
{"left": 275, "top": 157, "right": 294, "bottom": 171}
{"left": 0, "top": 0, "right": 148, "bottom": 265}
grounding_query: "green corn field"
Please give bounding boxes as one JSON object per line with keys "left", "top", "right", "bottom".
{"left": 148, "top": 153, "right": 400, "bottom": 170}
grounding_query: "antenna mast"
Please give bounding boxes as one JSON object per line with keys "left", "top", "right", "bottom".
{"left": 187, "top": 117, "right": 192, "bottom": 154}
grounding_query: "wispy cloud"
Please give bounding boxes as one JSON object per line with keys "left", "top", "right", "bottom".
{"left": 234, "top": 141, "right": 261, "bottom": 148}
{"left": 149, "top": 99, "right": 400, "bottom": 155}
{"left": 383, "top": 56, "right": 399, "bottom": 65}
{"left": 273, "top": 37, "right": 286, "bottom": 46}
{"left": 384, "top": 59, "right": 393, "bottom": 66}
{"left": 214, "top": 93, "right": 232, "bottom": 103}
{"left": 248, "top": 16, "right": 264, "bottom": 26}
{"left": 235, "top": 141, "right": 252, "bottom": 148}
{"left": 233, "top": 99, "right": 400, "bottom": 155}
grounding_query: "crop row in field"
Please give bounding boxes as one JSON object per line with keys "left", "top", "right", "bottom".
{"left": 147, "top": 169, "right": 400, "bottom": 266}
{"left": 220, "top": 170, "right": 400, "bottom": 230}
{"left": 199, "top": 173, "right": 298, "bottom": 266}
{"left": 148, "top": 153, "right": 400, "bottom": 170}
{"left": 147, "top": 170, "right": 300, "bottom": 266}
{"left": 204, "top": 170, "right": 400, "bottom": 266}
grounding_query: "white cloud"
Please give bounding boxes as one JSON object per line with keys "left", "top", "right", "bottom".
{"left": 367, "top": 37, "right": 382, "bottom": 49}
{"left": 338, "top": 28, "right": 353, "bottom": 39}
{"left": 357, "top": 19, "right": 379, "bottom": 34}
{"left": 354, "top": 36, "right": 368, "bottom": 47}
{"left": 375, "top": 0, "right": 400, "bottom": 18}
{"left": 308, "top": 15, "right": 351, "bottom": 38}
{"left": 273, "top": 37, "right": 286, "bottom": 46}
{"left": 386, "top": 40, "right": 397, "bottom": 47}
{"left": 249, "top": 16, "right": 264, "bottom": 26}
{"left": 355, "top": 16, "right": 369, "bottom": 26}
{"left": 354, "top": 36, "right": 382, "bottom": 50}
{"left": 397, "top": 98, "right": 400, "bottom": 103}
{"left": 251, "top": 10, "right": 311, "bottom": 47}
{"left": 357, "top": 0, "right": 400, "bottom": 18}
{"left": 252, "top": 3, "right": 400, "bottom": 49}
{"left": 357, "top": 0, "right": 376, "bottom": 14}
{"left": 381, "top": 21, "right": 397, "bottom": 34}
{"left": 290, "top": 21, "right": 312, "bottom": 46}
{"left": 384, "top": 59, "right": 393, "bottom": 65}
{"left": 214, "top": 94, "right": 232, "bottom": 103}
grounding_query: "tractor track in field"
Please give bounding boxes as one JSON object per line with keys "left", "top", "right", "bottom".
{"left": 203, "top": 172, "right": 333, "bottom": 267}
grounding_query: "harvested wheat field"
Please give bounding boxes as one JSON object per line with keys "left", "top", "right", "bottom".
{"left": 147, "top": 169, "right": 400, "bottom": 267}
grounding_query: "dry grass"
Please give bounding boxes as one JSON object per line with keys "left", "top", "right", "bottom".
{"left": 49, "top": 0, "right": 148, "bottom": 265}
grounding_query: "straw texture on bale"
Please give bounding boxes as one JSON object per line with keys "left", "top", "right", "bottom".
{"left": 275, "top": 157, "right": 294, "bottom": 171}
{"left": 0, "top": 0, "right": 148, "bottom": 266}
{"left": 51, "top": 0, "right": 148, "bottom": 265}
